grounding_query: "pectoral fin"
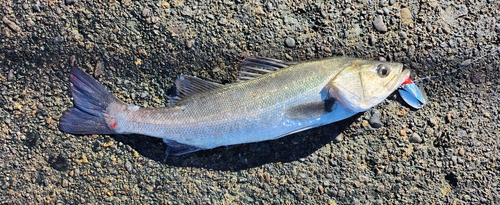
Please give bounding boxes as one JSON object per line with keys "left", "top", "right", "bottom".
{"left": 284, "top": 102, "right": 329, "bottom": 120}
{"left": 320, "top": 86, "right": 337, "bottom": 112}
{"left": 285, "top": 87, "right": 338, "bottom": 120}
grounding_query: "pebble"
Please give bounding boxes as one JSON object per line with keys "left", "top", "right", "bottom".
{"left": 65, "top": 0, "right": 78, "bottom": 5}
{"left": 125, "top": 160, "right": 133, "bottom": 172}
{"left": 186, "top": 39, "right": 195, "bottom": 49}
{"left": 181, "top": 6, "right": 194, "bottom": 17}
{"left": 7, "top": 70, "right": 14, "bottom": 81}
{"left": 142, "top": 8, "right": 151, "bottom": 17}
{"left": 2, "top": 16, "right": 21, "bottom": 32}
{"left": 218, "top": 17, "right": 227, "bottom": 25}
{"left": 373, "top": 16, "right": 388, "bottom": 32}
{"left": 285, "top": 37, "right": 296, "bottom": 48}
{"left": 471, "top": 71, "right": 485, "bottom": 84}
{"left": 409, "top": 133, "right": 422, "bottom": 143}
{"left": 369, "top": 109, "right": 383, "bottom": 128}
{"left": 53, "top": 36, "right": 65, "bottom": 44}
{"left": 61, "top": 179, "right": 69, "bottom": 187}
{"left": 428, "top": 117, "right": 438, "bottom": 127}
{"left": 333, "top": 133, "right": 344, "bottom": 142}
{"left": 361, "top": 120, "right": 370, "bottom": 128}
{"left": 296, "top": 192, "right": 304, "bottom": 201}
{"left": 32, "top": 3, "right": 41, "bottom": 12}
{"left": 456, "top": 130, "right": 467, "bottom": 138}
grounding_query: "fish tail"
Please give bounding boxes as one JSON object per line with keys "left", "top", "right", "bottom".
{"left": 59, "top": 67, "right": 119, "bottom": 135}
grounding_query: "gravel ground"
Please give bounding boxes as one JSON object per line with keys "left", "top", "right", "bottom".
{"left": 1, "top": 0, "right": 499, "bottom": 204}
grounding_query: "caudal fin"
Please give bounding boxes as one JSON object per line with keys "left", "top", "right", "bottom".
{"left": 59, "top": 67, "right": 119, "bottom": 135}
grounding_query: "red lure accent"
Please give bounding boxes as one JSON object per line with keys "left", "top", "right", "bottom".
{"left": 402, "top": 76, "right": 413, "bottom": 85}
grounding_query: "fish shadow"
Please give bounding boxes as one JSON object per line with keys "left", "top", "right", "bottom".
{"left": 112, "top": 114, "right": 360, "bottom": 171}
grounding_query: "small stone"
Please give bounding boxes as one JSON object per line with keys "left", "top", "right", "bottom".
{"left": 297, "top": 192, "right": 304, "bottom": 201}
{"left": 428, "top": 117, "right": 438, "bottom": 127}
{"left": 61, "top": 179, "right": 69, "bottom": 187}
{"left": 186, "top": 39, "right": 195, "bottom": 49}
{"left": 125, "top": 160, "right": 133, "bottom": 172}
{"left": 369, "top": 109, "right": 383, "bottom": 128}
{"left": 361, "top": 120, "right": 370, "bottom": 128}
{"left": 32, "top": 4, "right": 41, "bottom": 12}
{"left": 369, "top": 34, "right": 377, "bottom": 45}
{"left": 65, "top": 0, "right": 77, "bottom": 5}
{"left": 352, "top": 198, "right": 361, "bottom": 205}
{"left": 399, "top": 31, "right": 407, "bottom": 39}
{"left": 2, "top": 16, "right": 22, "bottom": 32}
{"left": 285, "top": 37, "right": 296, "bottom": 48}
{"left": 409, "top": 133, "right": 422, "bottom": 143}
{"left": 484, "top": 112, "right": 491, "bottom": 118}
{"left": 337, "top": 189, "right": 345, "bottom": 197}
{"left": 94, "top": 61, "right": 104, "bottom": 78}
{"left": 142, "top": 8, "right": 151, "bottom": 17}
{"left": 471, "top": 71, "right": 485, "bottom": 84}
{"left": 219, "top": 17, "right": 227, "bottom": 25}
{"left": 181, "top": 6, "right": 194, "bottom": 17}
{"left": 7, "top": 70, "right": 14, "bottom": 81}
{"left": 456, "top": 130, "right": 467, "bottom": 138}
{"left": 43, "top": 179, "right": 50, "bottom": 186}
{"left": 53, "top": 36, "right": 65, "bottom": 44}
{"left": 446, "top": 113, "right": 452, "bottom": 123}
{"left": 373, "top": 16, "right": 388, "bottom": 32}
{"left": 458, "top": 147, "right": 465, "bottom": 156}
{"left": 333, "top": 133, "right": 344, "bottom": 142}
{"left": 151, "top": 16, "right": 160, "bottom": 24}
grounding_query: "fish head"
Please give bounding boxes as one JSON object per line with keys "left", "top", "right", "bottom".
{"left": 323, "top": 59, "right": 410, "bottom": 112}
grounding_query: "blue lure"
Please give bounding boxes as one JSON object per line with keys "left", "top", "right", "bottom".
{"left": 398, "top": 77, "right": 426, "bottom": 109}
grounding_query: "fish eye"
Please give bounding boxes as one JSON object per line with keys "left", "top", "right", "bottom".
{"left": 377, "top": 64, "right": 390, "bottom": 77}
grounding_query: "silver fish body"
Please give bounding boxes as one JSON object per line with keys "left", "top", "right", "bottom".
{"left": 59, "top": 57, "right": 410, "bottom": 155}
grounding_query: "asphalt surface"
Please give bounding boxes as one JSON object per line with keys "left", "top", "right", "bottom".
{"left": 1, "top": 0, "right": 499, "bottom": 204}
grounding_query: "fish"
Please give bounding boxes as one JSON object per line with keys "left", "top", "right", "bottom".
{"left": 59, "top": 57, "right": 410, "bottom": 155}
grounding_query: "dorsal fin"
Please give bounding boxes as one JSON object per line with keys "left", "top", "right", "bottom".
{"left": 168, "top": 75, "right": 223, "bottom": 106}
{"left": 238, "top": 57, "right": 296, "bottom": 82}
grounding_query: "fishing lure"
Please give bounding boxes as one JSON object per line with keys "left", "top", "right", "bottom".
{"left": 398, "top": 77, "right": 426, "bottom": 109}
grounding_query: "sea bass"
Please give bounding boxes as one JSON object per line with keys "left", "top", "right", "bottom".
{"left": 59, "top": 57, "right": 410, "bottom": 155}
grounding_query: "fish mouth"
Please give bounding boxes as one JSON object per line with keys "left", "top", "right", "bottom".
{"left": 387, "top": 68, "right": 411, "bottom": 92}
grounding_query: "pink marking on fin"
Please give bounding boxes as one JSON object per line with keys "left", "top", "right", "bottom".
{"left": 110, "top": 121, "right": 118, "bottom": 129}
